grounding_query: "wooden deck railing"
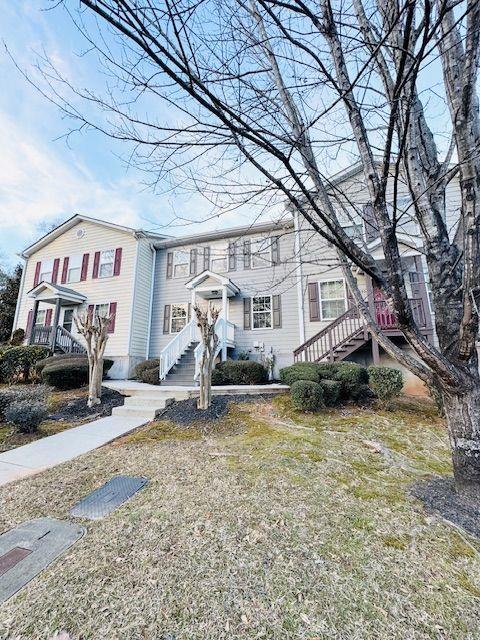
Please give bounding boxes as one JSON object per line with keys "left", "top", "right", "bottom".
{"left": 29, "top": 325, "right": 86, "bottom": 354}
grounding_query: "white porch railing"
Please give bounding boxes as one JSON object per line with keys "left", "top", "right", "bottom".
{"left": 194, "top": 317, "right": 235, "bottom": 381}
{"left": 159, "top": 318, "right": 197, "bottom": 381}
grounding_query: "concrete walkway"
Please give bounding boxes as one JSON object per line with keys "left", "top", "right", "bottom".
{"left": 0, "top": 415, "right": 147, "bottom": 487}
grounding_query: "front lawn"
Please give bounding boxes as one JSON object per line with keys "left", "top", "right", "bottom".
{"left": 0, "top": 395, "right": 479, "bottom": 639}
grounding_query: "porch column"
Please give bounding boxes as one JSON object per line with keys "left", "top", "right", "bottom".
{"left": 50, "top": 298, "right": 62, "bottom": 351}
{"left": 222, "top": 286, "right": 228, "bottom": 361}
{"left": 29, "top": 300, "right": 40, "bottom": 344}
{"left": 191, "top": 288, "right": 196, "bottom": 308}
{"left": 366, "top": 276, "right": 380, "bottom": 365}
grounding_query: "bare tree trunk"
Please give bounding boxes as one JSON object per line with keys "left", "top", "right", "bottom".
{"left": 194, "top": 304, "right": 219, "bottom": 410}
{"left": 89, "top": 361, "right": 102, "bottom": 407}
{"left": 74, "top": 310, "right": 112, "bottom": 409}
{"left": 442, "top": 384, "right": 480, "bottom": 500}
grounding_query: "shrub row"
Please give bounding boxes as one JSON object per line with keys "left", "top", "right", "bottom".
{"left": 368, "top": 366, "right": 403, "bottom": 407}
{"left": 134, "top": 358, "right": 160, "bottom": 385}
{"left": 36, "top": 354, "right": 113, "bottom": 390}
{"left": 212, "top": 360, "right": 268, "bottom": 385}
{"left": 280, "top": 361, "right": 369, "bottom": 401}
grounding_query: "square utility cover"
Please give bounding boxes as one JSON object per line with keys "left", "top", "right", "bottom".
{"left": 70, "top": 475, "right": 148, "bottom": 520}
{"left": 0, "top": 518, "right": 85, "bottom": 603}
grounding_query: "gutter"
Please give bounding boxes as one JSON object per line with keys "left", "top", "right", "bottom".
{"left": 293, "top": 211, "right": 306, "bottom": 349}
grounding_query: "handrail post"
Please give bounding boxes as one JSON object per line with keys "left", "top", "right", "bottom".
{"left": 328, "top": 328, "right": 334, "bottom": 362}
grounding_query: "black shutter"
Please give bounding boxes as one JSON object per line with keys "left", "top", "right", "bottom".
{"left": 308, "top": 282, "right": 320, "bottom": 321}
{"left": 243, "top": 239, "right": 251, "bottom": 269}
{"left": 228, "top": 241, "right": 236, "bottom": 271}
{"left": 203, "top": 246, "right": 210, "bottom": 271}
{"left": 272, "top": 295, "right": 282, "bottom": 328}
{"left": 189, "top": 248, "right": 197, "bottom": 275}
{"left": 166, "top": 252, "right": 173, "bottom": 279}
{"left": 163, "top": 304, "right": 171, "bottom": 334}
{"left": 243, "top": 298, "right": 251, "bottom": 329}
{"left": 272, "top": 237, "right": 280, "bottom": 265}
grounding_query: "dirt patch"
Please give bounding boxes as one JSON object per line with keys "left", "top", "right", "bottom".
{"left": 49, "top": 388, "right": 125, "bottom": 422}
{"left": 157, "top": 394, "right": 275, "bottom": 425}
{"left": 412, "top": 477, "right": 480, "bottom": 539}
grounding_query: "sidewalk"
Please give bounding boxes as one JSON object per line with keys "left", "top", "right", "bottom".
{"left": 0, "top": 415, "right": 147, "bottom": 487}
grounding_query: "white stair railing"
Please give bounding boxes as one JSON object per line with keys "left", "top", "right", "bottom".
{"left": 159, "top": 319, "right": 197, "bottom": 381}
{"left": 194, "top": 318, "right": 235, "bottom": 381}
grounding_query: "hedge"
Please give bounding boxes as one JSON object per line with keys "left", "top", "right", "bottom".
{"left": 140, "top": 366, "right": 160, "bottom": 385}
{"left": 334, "top": 362, "right": 369, "bottom": 400}
{"left": 291, "top": 380, "right": 324, "bottom": 412}
{"left": 368, "top": 366, "right": 403, "bottom": 408}
{"left": 319, "top": 379, "right": 342, "bottom": 406}
{"left": 134, "top": 358, "right": 160, "bottom": 384}
{"left": 211, "top": 368, "right": 227, "bottom": 385}
{"left": 41, "top": 361, "right": 90, "bottom": 390}
{"left": 279, "top": 362, "right": 321, "bottom": 385}
{"left": 218, "top": 360, "right": 268, "bottom": 385}
{"left": 36, "top": 355, "right": 113, "bottom": 377}
{"left": 0, "top": 345, "right": 49, "bottom": 383}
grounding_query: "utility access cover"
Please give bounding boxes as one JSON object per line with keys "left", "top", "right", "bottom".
{"left": 70, "top": 475, "right": 148, "bottom": 520}
{"left": 0, "top": 518, "right": 85, "bottom": 603}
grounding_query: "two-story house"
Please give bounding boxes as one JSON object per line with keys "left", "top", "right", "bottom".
{"left": 14, "top": 162, "right": 458, "bottom": 393}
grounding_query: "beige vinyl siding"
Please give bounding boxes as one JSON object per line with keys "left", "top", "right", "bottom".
{"left": 149, "top": 226, "right": 300, "bottom": 372}
{"left": 129, "top": 238, "right": 155, "bottom": 358}
{"left": 16, "top": 219, "right": 137, "bottom": 358}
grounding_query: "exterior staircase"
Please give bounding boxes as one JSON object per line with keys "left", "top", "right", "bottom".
{"left": 29, "top": 325, "right": 86, "bottom": 355}
{"left": 162, "top": 342, "right": 198, "bottom": 386}
{"left": 294, "top": 307, "right": 369, "bottom": 363}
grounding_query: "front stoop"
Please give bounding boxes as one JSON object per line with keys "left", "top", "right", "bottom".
{"left": 111, "top": 395, "right": 176, "bottom": 420}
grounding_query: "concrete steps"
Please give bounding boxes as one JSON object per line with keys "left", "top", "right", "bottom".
{"left": 111, "top": 393, "right": 175, "bottom": 420}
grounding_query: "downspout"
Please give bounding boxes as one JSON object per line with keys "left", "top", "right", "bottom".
{"left": 12, "top": 256, "right": 27, "bottom": 334}
{"left": 293, "top": 211, "right": 306, "bottom": 354}
{"left": 127, "top": 240, "right": 141, "bottom": 365}
{"left": 146, "top": 243, "right": 157, "bottom": 359}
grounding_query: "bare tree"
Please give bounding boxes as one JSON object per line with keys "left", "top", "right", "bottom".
{"left": 33, "top": 0, "right": 480, "bottom": 498}
{"left": 194, "top": 304, "right": 220, "bottom": 410}
{"left": 74, "top": 310, "right": 112, "bottom": 407}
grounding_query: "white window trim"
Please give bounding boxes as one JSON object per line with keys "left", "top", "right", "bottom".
{"left": 173, "top": 250, "right": 189, "bottom": 278}
{"left": 99, "top": 249, "right": 115, "bottom": 279}
{"left": 343, "top": 221, "right": 365, "bottom": 242}
{"left": 251, "top": 238, "right": 273, "bottom": 270}
{"left": 318, "top": 278, "right": 347, "bottom": 321}
{"left": 40, "top": 259, "right": 54, "bottom": 283}
{"left": 251, "top": 294, "right": 273, "bottom": 330}
{"left": 35, "top": 309, "right": 46, "bottom": 326}
{"left": 94, "top": 302, "right": 110, "bottom": 318}
{"left": 170, "top": 303, "right": 189, "bottom": 333}
{"left": 210, "top": 243, "right": 228, "bottom": 273}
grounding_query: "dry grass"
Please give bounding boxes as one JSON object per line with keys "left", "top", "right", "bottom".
{"left": 0, "top": 395, "right": 479, "bottom": 639}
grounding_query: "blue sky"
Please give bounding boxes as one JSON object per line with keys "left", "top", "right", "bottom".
{"left": 0, "top": 2, "right": 261, "bottom": 269}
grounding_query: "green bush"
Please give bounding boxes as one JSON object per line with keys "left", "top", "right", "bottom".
{"left": 141, "top": 366, "right": 160, "bottom": 385}
{"left": 0, "top": 384, "right": 52, "bottom": 420}
{"left": 368, "top": 366, "right": 403, "bottom": 407}
{"left": 41, "top": 361, "right": 89, "bottom": 390}
{"left": 9, "top": 329, "right": 25, "bottom": 346}
{"left": 5, "top": 399, "right": 48, "bottom": 433}
{"left": 319, "top": 379, "right": 342, "bottom": 406}
{"left": 0, "top": 345, "right": 48, "bottom": 383}
{"left": 290, "top": 380, "right": 324, "bottom": 412}
{"left": 279, "top": 363, "right": 321, "bottom": 385}
{"left": 219, "top": 360, "right": 268, "bottom": 385}
{"left": 334, "top": 362, "right": 369, "bottom": 400}
{"left": 211, "top": 368, "right": 227, "bottom": 385}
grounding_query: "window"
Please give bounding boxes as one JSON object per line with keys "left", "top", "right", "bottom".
{"left": 40, "top": 260, "right": 53, "bottom": 283}
{"left": 319, "top": 280, "right": 346, "bottom": 320}
{"left": 170, "top": 304, "right": 188, "bottom": 333}
{"left": 251, "top": 238, "right": 272, "bottom": 269}
{"left": 63, "top": 309, "right": 74, "bottom": 333}
{"left": 210, "top": 245, "right": 228, "bottom": 272}
{"left": 67, "top": 255, "right": 82, "bottom": 283}
{"left": 252, "top": 295, "right": 272, "bottom": 329}
{"left": 99, "top": 250, "right": 115, "bottom": 278}
{"left": 344, "top": 223, "right": 364, "bottom": 241}
{"left": 35, "top": 310, "right": 46, "bottom": 327}
{"left": 95, "top": 303, "right": 109, "bottom": 319}
{"left": 173, "top": 250, "right": 189, "bottom": 278}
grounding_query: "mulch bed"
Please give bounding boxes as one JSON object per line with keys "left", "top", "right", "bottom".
{"left": 49, "top": 388, "right": 125, "bottom": 422}
{"left": 412, "top": 477, "right": 480, "bottom": 539}
{"left": 158, "top": 394, "right": 274, "bottom": 425}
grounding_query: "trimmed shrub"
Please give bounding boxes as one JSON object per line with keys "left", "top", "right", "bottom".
{"left": 319, "top": 379, "right": 342, "bottom": 406}
{"left": 134, "top": 358, "right": 160, "bottom": 381}
{"left": 219, "top": 360, "right": 268, "bottom": 385}
{"left": 0, "top": 346, "right": 48, "bottom": 383}
{"left": 368, "top": 366, "right": 403, "bottom": 407}
{"left": 141, "top": 366, "right": 160, "bottom": 385}
{"left": 5, "top": 399, "right": 48, "bottom": 433}
{"left": 41, "top": 361, "right": 89, "bottom": 390}
{"left": 315, "top": 363, "right": 341, "bottom": 380}
{"left": 291, "top": 380, "right": 324, "bottom": 412}
{"left": 0, "top": 384, "right": 52, "bottom": 420}
{"left": 334, "top": 362, "right": 369, "bottom": 400}
{"left": 279, "top": 363, "right": 321, "bottom": 385}
{"left": 9, "top": 329, "right": 25, "bottom": 346}
{"left": 36, "top": 355, "right": 113, "bottom": 377}
{"left": 211, "top": 368, "right": 227, "bottom": 386}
